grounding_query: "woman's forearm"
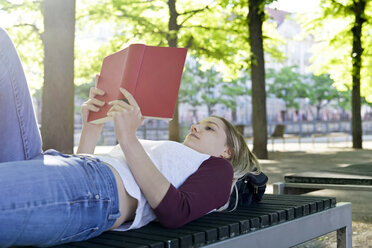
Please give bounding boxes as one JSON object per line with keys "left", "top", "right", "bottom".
{"left": 76, "top": 126, "right": 102, "bottom": 154}
{"left": 118, "top": 134, "right": 170, "bottom": 209}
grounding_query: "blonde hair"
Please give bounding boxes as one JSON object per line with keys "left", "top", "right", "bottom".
{"left": 211, "top": 116, "right": 261, "bottom": 211}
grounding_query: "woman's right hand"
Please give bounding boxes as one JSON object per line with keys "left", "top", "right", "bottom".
{"left": 81, "top": 75, "right": 105, "bottom": 131}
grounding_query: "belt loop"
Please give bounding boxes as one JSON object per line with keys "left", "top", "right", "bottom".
{"left": 108, "top": 212, "right": 121, "bottom": 220}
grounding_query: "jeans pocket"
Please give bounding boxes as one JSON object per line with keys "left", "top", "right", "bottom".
{"left": 56, "top": 198, "right": 110, "bottom": 245}
{"left": 60, "top": 226, "right": 99, "bottom": 243}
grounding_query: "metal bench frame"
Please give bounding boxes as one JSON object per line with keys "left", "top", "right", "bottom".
{"left": 203, "top": 202, "right": 352, "bottom": 248}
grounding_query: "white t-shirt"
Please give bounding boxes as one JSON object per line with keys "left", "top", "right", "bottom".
{"left": 96, "top": 139, "right": 210, "bottom": 231}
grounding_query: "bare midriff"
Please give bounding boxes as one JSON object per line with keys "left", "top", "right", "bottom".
{"left": 103, "top": 162, "right": 138, "bottom": 230}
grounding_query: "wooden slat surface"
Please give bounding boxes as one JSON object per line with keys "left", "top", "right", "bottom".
{"left": 53, "top": 194, "right": 336, "bottom": 248}
{"left": 285, "top": 171, "right": 372, "bottom": 185}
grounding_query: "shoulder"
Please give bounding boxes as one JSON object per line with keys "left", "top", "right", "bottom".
{"left": 200, "top": 156, "right": 233, "bottom": 175}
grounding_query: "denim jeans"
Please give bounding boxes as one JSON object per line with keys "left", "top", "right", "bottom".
{"left": 0, "top": 28, "right": 121, "bottom": 247}
{"left": 0, "top": 27, "right": 42, "bottom": 162}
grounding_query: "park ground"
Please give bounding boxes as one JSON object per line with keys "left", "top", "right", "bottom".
{"left": 92, "top": 136, "right": 372, "bottom": 247}
{"left": 260, "top": 136, "right": 372, "bottom": 247}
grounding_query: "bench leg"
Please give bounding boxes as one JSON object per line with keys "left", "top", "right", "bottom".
{"left": 273, "top": 182, "right": 284, "bottom": 194}
{"left": 337, "top": 225, "right": 352, "bottom": 248}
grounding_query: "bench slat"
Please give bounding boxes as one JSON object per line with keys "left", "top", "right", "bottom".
{"left": 263, "top": 194, "right": 336, "bottom": 209}
{"left": 192, "top": 217, "right": 240, "bottom": 238}
{"left": 243, "top": 206, "right": 289, "bottom": 222}
{"left": 114, "top": 231, "right": 178, "bottom": 248}
{"left": 89, "top": 237, "right": 149, "bottom": 248}
{"left": 92, "top": 232, "right": 163, "bottom": 248}
{"left": 256, "top": 199, "right": 305, "bottom": 218}
{"left": 176, "top": 225, "right": 217, "bottom": 244}
{"left": 183, "top": 221, "right": 229, "bottom": 240}
{"left": 203, "top": 214, "right": 250, "bottom": 233}
{"left": 133, "top": 226, "right": 192, "bottom": 248}
{"left": 145, "top": 222, "right": 206, "bottom": 247}
{"left": 67, "top": 241, "right": 115, "bottom": 248}
{"left": 51, "top": 195, "right": 340, "bottom": 248}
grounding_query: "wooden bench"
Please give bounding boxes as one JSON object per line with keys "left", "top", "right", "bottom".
{"left": 53, "top": 194, "right": 352, "bottom": 248}
{"left": 311, "top": 132, "right": 350, "bottom": 146}
{"left": 273, "top": 172, "right": 372, "bottom": 194}
{"left": 273, "top": 162, "right": 372, "bottom": 195}
{"left": 268, "top": 124, "right": 301, "bottom": 151}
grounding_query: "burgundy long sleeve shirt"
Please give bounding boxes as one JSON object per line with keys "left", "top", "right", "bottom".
{"left": 153, "top": 156, "right": 233, "bottom": 228}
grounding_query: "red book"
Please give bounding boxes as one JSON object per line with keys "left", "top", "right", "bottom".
{"left": 88, "top": 44, "right": 188, "bottom": 124}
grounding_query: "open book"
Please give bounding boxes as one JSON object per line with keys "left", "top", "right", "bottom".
{"left": 88, "top": 44, "right": 188, "bottom": 124}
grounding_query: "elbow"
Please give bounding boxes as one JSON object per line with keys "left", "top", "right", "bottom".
{"left": 158, "top": 215, "right": 187, "bottom": 229}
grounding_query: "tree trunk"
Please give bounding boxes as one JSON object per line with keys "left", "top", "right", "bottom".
{"left": 167, "top": 0, "right": 181, "bottom": 141}
{"left": 316, "top": 105, "right": 321, "bottom": 120}
{"left": 248, "top": 0, "right": 268, "bottom": 159}
{"left": 232, "top": 108, "right": 237, "bottom": 123}
{"left": 42, "top": 0, "right": 75, "bottom": 153}
{"left": 207, "top": 105, "right": 212, "bottom": 116}
{"left": 351, "top": 0, "right": 366, "bottom": 149}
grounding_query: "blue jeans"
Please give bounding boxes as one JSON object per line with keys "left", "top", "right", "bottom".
{"left": 0, "top": 28, "right": 121, "bottom": 247}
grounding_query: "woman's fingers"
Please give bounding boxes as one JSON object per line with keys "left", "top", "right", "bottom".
{"left": 108, "top": 104, "right": 127, "bottom": 113}
{"left": 119, "top": 88, "right": 140, "bottom": 108}
{"left": 108, "top": 99, "right": 134, "bottom": 111}
{"left": 84, "top": 103, "right": 100, "bottom": 112}
{"left": 87, "top": 98, "right": 105, "bottom": 107}
{"left": 89, "top": 87, "right": 105, "bottom": 99}
{"left": 107, "top": 111, "right": 120, "bottom": 117}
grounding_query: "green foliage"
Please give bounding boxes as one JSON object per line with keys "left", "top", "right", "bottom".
{"left": 336, "top": 88, "right": 352, "bottom": 111}
{"left": 299, "top": 0, "right": 372, "bottom": 102}
{"left": 179, "top": 58, "right": 249, "bottom": 115}
{"left": 266, "top": 66, "right": 347, "bottom": 119}
{"left": 266, "top": 66, "right": 307, "bottom": 109}
{"left": 77, "top": 0, "right": 284, "bottom": 83}
{"left": 1, "top": 0, "right": 285, "bottom": 99}
{"left": 307, "top": 74, "right": 339, "bottom": 108}
{"left": 0, "top": 0, "right": 44, "bottom": 91}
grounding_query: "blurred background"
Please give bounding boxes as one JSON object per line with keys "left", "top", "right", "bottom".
{"left": 1, "top": 0, "right": 371, "bottom": 157}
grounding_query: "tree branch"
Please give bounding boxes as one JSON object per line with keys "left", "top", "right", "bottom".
{"left": 178, "top": 4, "right": 213, "bottom": 27}
{"left": 181, "top": 24, "right": 240, "bottom": 33}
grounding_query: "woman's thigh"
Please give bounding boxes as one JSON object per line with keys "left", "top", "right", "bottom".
{"left": 0, "top": 27, "right": 42, "bottom": 162}
{"left": 0, "top": 152, "right": 120, "bottom": 247}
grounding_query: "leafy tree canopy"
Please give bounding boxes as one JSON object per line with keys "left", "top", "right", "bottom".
{"left": 179, "top": 58, "right": 249, "bottom": 115}
{"left": 0, "top": 0, "right": 43, "bottom": 91}
{"left": 1, "top": 0, "right": 284, "bottom": 100}
{"left": 266, "top": 66, "right": 307, "bottom": 109}
{"left": 299, "top": 0, "right": 372, "bottom": 102}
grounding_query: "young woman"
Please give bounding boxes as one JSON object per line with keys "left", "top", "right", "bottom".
{"left": 0, "top": 27, "right": 261, "bottom": 247}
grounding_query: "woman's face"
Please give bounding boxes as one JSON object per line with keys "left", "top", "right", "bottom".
{"left": 183, "top": 117, "right": 231, "bottom": 159}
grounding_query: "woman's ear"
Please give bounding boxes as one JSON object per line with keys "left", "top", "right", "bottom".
{"left": 221, "top": 147, "right": 232, "bottom": 159}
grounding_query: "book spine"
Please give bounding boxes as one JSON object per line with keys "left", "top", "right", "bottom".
{"left": 121, "top": 44, "right": 146, "bottom": 96}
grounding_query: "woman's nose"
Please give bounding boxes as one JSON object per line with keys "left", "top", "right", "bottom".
{"left": 191, "top": 124, "right": 199, "bottom": 132}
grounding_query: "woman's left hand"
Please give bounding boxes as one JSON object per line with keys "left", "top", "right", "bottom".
{"left": 107, "top": 88, "right": 144, "bottom": 140}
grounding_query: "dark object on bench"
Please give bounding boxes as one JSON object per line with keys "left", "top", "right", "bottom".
{"left": 52, "top": 194, "right": 351, "bottom": 248}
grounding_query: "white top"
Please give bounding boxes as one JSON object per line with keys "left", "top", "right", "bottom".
{"left": 96, "top": 139, "right": 210, "bottom": 231}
